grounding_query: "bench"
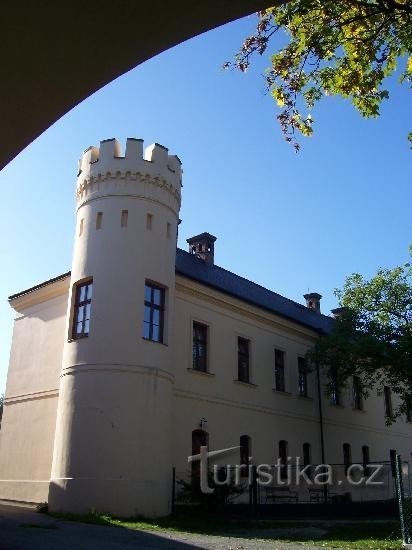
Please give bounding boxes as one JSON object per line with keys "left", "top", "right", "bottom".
{"left": 308, "top": 487, "right": 324, "bottom": 502}
{"left": 265, "top": 486, "right": 298, "bottom": 503}
{"left": 308, "top": 487, "right": 337, "bottom": 502}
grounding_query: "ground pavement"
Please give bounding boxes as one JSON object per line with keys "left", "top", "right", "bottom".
{"left": 0, "top": 503, "right": 326, "bottom": 550}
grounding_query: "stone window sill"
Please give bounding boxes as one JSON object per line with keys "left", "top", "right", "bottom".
{"left": 272, "top": 389, "right": 293, "bottom": 397}
{"left": 234, "top": 379, "right": 257, "bottom": 388}
{"left": 187, "top": 368, "right": 215, "bottom": 377}
{"left": 142, "top": 337, "right": 168, "bottom": 347}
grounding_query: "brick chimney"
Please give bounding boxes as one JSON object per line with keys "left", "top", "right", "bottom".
{"left": 187, "top": 232, "right": 217, "bottom": 266}
{"left": 304, "top": 292, "right": 322, "bottom": 313}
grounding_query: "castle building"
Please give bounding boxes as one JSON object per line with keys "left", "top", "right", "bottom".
{"left": 0, "top": 137, "right": 410, "bottom": 517}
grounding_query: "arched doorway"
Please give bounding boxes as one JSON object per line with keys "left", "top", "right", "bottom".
{"left": 192, "top": 429, "right": 209, "bottom": 482}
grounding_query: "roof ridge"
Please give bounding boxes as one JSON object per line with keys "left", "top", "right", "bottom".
{"left": 176, "top": 248, "right": 332, "bottom": 321}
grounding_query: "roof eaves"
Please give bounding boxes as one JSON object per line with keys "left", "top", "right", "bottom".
{"left": 8, "top": 271, "right": 71, "bottom": 301}
{"left": 175, "top": 267, "right": 328, "bottom": 334}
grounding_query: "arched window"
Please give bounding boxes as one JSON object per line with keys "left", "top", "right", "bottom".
{"left": 303, "top": 443, "right": 311, "bottom": 466}
{"left": 362, "top": 445, "right": 370, "bottom": 475}
{"left": 279, "top": 440, "right": 288, "bottom": 480}
{"left": 352, "top": 376, "right": 363, "bottom": 410}
{"left": 240, "top": 435, "right": 251, "bottom": 465}
{"left": 240, "top": 435, "right": 251, "bottom": 477}
{"left": 274, "top": 349, "right": 285, "bottom": 392}
{"left": 330, "top": 371, "right": 341, "bottom": 406}
{"left": 343, "top": 443, "right": 352, "bottom": 475}
{"left": 302, "top": 442, "right": 312, "bottom": 479}
{"left": 237, "top": 337, "right": 250, "bottom": 383}
{"left": 191, "top": 429, "right": 208, "bottom": 483}
{"left": 390, "top": 449, "right": 397, "bottom": 478}
{"left": 192, "top": 322, "right": 208, "bottom": 372}
{"left": 298, "top": 357, "right": 308, "bottom": 397}
{"left": 384, "top": 386, "right": 393, "bottom": 419}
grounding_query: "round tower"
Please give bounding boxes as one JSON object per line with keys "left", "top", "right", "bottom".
{"left": 49, "top": 138, "right": 182, "bottom": 517}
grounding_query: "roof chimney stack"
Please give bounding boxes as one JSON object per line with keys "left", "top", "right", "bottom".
{"left": 304, "top": 292, "right": 322, "bottom": 313}
{"left": 187, "top": 232, "right": 217, "bottom": 266}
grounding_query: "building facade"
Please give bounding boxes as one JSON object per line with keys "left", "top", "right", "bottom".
{"left": 0, "top": 137, "right": 410, "bottom": 517}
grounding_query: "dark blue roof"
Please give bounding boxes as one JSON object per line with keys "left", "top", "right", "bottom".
{"left": 175, "top": 248, "right": 334, "bottom": 334}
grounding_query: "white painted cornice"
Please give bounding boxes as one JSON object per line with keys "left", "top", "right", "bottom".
{"left": 9, "top": 276, "right": 70, "bottom": 313}
{"left": 175, "top": 274, "right": 319, "bottom": 343}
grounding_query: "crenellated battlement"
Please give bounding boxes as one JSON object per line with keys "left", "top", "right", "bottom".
{"left": 76, "top": 137, "right": 182, "bottom": 210}
{"left": 78, "top": 137, "right": 181, "bottom": 184}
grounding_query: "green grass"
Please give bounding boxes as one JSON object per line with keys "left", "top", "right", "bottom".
{"left": 49, "top": 510, "right": 403, "bottom": 549}
{"left": 307, "top": 523, "right": 402, "bottom": 549}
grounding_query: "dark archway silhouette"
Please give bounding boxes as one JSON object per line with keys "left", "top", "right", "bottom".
{"left": 1, "top": 1, "right": 276, "bottom": 170}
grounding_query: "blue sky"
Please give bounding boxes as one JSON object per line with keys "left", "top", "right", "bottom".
{"left": 0, "top": 15, "right": 410, "bottom": 395}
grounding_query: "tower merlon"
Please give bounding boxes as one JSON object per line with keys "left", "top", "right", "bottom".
{"left": 125, "top": 137, "right": 144, "bottom": 159}
{"left": 76, "top": 137, "right": 182, "bottom": 193}
{"left": 167, "top": 155, "right": 182, "bottom": 175}
{"left": 77, "top": 146, "right": 99, "bottom": 176}
{"left": 144, "top": 142, "right": 168, "bottom": 164}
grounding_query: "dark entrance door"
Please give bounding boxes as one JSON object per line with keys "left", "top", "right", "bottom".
{"left": 191, "top": 429, "right": 208, "bottom": 482}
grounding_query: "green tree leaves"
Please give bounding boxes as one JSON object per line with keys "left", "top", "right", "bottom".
{"left": 227, "top": 1, "right": 412, "bottom": 150}
{"left": 308, "top": 250, "right": 412, "bottom": 422}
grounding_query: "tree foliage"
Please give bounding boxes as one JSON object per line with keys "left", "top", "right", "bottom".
{"left": 226, "top": 0, "right": 412, "bottom": 151}
{"left": 176, "top": 470, "right": 246, "bottom": 510}
{"left": 308, "top": 250, "right": 412, "bottom": 422}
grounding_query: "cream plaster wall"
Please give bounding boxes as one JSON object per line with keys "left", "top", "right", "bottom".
{"left": 2, "top": 270, "right": 412, "bottom": 508}
{"left": 172, "top": 275, "right": 412, "bottom": 478}
{"left": 0, "top": 290, "right": 68, "bottom": 503}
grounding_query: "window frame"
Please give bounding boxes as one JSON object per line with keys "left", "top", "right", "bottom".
{"left": 278, "top": 439, "right": 288, "bottom": 480}
{"left": 390, "top": 449, "right": 397, "bottom": 478}
{"left": 330, "top": 371, "right": 341, "bottom": 406}
{"left": 71, "top": 279, "right": 93, "bottom": 339}
{"left": 362, "top": 445, "right": 370, "bottom": 476}
{"left": 352, "top": 376, "right": 363, "bottom": 410}
{"left": 303, "top": 442, "right": 311, "bottom": 466}
{"left": 302, "top": 442, "right": 312, "bottom": 479}
{"left": 297, "top": 356, "right": 308, "bottom": 397}
{"left": 343, "top": 442, "right": 352, "bottom": 475}
{"left": 191, "top": 429, "right": 209, "bottom": 484}
{"left": 240, "top": 435, "right": 251, "bottom": 476}
{"left": 237, "top": 337, "right": 250, "bottom": 383}
{"left": 143, "top": 281, "right": 165, "bottom": 343}
{"left": 406, "top": 398, "right": 412, "bottom": 423}
{"left": 274, "top": 348, "right": 286, "bottom": 392}
{"left": 192, "top": 321, "right": 208, "bottom": 372}
{"left": 384, "top": 386, "right": 393, "bottom": 419}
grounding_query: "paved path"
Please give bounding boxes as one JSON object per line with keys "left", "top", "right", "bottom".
{"left": 0, "top": 503, "right": 324, "bottom": 550}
